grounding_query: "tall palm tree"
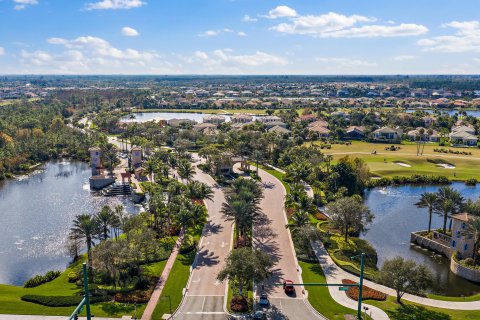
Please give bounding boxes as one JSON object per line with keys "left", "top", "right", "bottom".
{"left": 186, "top": 180, "right": 214, "bottom": 201}
{"left": 177, "top": 159, "right": 195, "bottom": 182}
{"left": 70, "top": 214, "right": 100, "bottom": 274}
{"left": 415, "top": 192, "right": 438, "bottom": 233}
{"left": 434, "top": 198, "right": 455, "bottom": 234}
{"left": 222, "top": 199, "right": 257, "bottom": 245}
{"left": 287, "top": 210, "right": 310, "bottom": 232}
{"left": 462, "top": 217, "right": 480, "bottom": 263}
{"left": 95, "top": 205, "right": 115, "bottom": 240}
{"left": 436, "top": 187, "right": 464, "bottom": 233}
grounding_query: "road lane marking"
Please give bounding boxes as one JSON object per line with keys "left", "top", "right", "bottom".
{"left": 201, "top": 296, "right": 206, "bottom": 312}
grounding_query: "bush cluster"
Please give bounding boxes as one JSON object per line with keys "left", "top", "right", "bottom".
{"left": 24, "top": 270, "right": 61, "bottom": 288}
{"left": 367, "top": 175, "right": 450, "bottom": 188}
{"left": 342, "top": 279, "right": 387, "bottom": 301}
{"left": 21, "top": 294, "right": 111, "bottom": 307}
{"left": 466, "top": 178, "right": 478, "bottom": 186}
{"left": 434, "top": 148, "right": 472, "bottom": 155}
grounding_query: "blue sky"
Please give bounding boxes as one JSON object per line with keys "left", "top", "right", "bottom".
{"left": 1, "top": 0, "right": 480, "bottom": 74}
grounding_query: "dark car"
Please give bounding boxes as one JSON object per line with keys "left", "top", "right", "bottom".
{"left": 283, "top": 280, "right": 295, "bottom": 294}
{"left": 252, "top": 311, "right": 267, "bottom": 320}
{"left": 258, "top": 293, "right": 269, "bottom": 306}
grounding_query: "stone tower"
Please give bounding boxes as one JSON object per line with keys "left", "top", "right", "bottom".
{"left": 131, "top": 146, "right": 142, "bottom": 168}
{"left": 89, "top": 147, "right": 102, "bottom": 176}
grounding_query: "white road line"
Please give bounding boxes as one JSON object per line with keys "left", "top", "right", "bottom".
{"left": 201, "top": 296, "right": 206, "bottom": 312}
{"left": 279, "top": 299, "right": 283, "bottom": 311}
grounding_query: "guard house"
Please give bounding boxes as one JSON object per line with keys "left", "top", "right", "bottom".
{"left": 131, "top": 146, "right": 143, "bottom": 169}
{"left": 89, "top": 147, "right": 102, "bottom": 176}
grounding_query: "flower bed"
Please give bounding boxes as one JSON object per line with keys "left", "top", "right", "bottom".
{"left": 341, "top": 279, "right": 387, "bottom": 301}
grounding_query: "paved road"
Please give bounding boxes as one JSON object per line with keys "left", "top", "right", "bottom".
{"left": 253, "top": 167, "right": 325, "bottom": 320}
{"left": 173, "top": 162, "right": 232, "bottom": 320}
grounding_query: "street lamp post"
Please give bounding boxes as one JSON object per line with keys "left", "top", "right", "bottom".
{"left": 352, "top": 253, "right": 365, "bottom": 320}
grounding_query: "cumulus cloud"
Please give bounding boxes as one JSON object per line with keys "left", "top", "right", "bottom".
{"left": 418, "top": 21, "right": 480, "bottom": 52}
{"left": 13, "top": 0, "right": 38, "bottom": 10}
{"left": 18, "top": 35, "right": 169, "bottom": 73}
{"left": 315, "top": 57, "right": 377, "bottom": 67}
{"left": 263, "top": 6, "right": 297, "bottom": 19}
{"left": 394, "top": 55, "right": 417, "bottom": 61}
{"left": 268, "top": 9, "right": 427, "bottom": 38}
{"left": 121, "top": 27, "right": 139, "bottom": 37}
{"left": 85, "top": 0, "right": 145, "bottom": 10}
{"left": 237, "top": 31, "right": 247, "bottom": 37}
{"left": 242, "top": 15, "right": 258, "bottom": 23}
{"left": 198, "top": 28, "right": 246, "bottom": 37}
{"left": 0, "top": 47, "right": 5, "bottom": 56}
{"left": 187, "top": 49, "right": 287, "bottom": 69}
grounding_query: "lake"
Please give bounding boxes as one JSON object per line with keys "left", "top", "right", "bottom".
{"left": 0, "top": 160, "right": 142, "bottom": 286}
{"left": 122, "top": 112, "right": 259, "bottom": 123}
{"left": 363, "top": 183, "right": 480, "bottom": 296}
{"left": 406, "top": 109, "right": 480, "bottom": 118}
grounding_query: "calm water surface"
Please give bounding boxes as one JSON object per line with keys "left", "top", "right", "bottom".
{"left": 363, "top": 183, "right": 480, "bottom": 296}
{"left": 122, "top": 112, "right": 259, "bottom": 123}
{"left": 406, "top": 109, "right": 480, "bottom": 117}
{"left": 0, "top": 160, "right": 142, "bottom": 286}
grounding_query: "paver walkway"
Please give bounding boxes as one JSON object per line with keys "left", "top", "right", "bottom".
{"left": 141, "top": 231, "right": 185, "bottom": 320}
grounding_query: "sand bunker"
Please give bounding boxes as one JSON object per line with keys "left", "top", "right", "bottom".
{"left": 394, "top": 162, "right": 411, "bottom": 167}
{"left": 437, "top": 164, "right": 456, "bottom": 169}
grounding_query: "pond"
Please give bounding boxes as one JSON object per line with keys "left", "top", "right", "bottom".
{"left": 0, "top": 160, "right": 142, "bottom": 286}
{"left": 122, "top": 112, "right": 259, "bottom": 123}
{"left": 363, "top": 183, "right": 480, "bottom": 296}
{"left": 405, "top": 109, "right": 480, "bottom": 118}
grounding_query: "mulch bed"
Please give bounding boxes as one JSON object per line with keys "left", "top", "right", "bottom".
{"left": 230, "top": 295, "right": 248, "bottom": 312}
{"left": 342, "top": 279, "right": 387, "bottom": 301}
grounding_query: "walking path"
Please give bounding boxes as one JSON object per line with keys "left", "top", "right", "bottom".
{"left": 141, "top": 232, "right": 185, "bottom": 320}
{"left": 0, "top": 316, "right": 127, "bottom": 320}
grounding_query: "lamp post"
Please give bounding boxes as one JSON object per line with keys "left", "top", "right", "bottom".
{"left": 351, "top": 253, "right": 366, "bottom": 320}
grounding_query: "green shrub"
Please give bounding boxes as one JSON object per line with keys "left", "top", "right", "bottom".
{"left": 21, "top": 294, "right": 111, "bottom": 307}
{"left": 68, "top": 271, "right": 78, "bottom": 283}
{"left": 466, "top": 178, "right": 477, "bottom": 186}
{"left": 24, "top": 270, "right": 61, "bottom": 288}
{"left": 464, "top": 258, "right": 475, "bottom": 266}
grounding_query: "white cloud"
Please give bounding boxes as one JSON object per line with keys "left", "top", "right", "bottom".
{"left": 121, "top": 27, "right": 139, "bottom": 37}
{"left": 242, "top": 15, "right": 258, "bottom": 23}
{"left": 13, "top": 0, "right": 38, "bottom": 10}
{"left": 188, "top": 49, "right": 287, "bottom": 68}
{"left": 0, "top": 47, "right": 5, "bottom": 56}
{"left": 85, "top": 0, "right": 145, "bottom": 10}
{"left": 269, "top": 9, "right": 427, "bottom": 38}
{"left": 263, "top": 5, "right": 297, "bottom": 19}
{"left": 418, "top": 21, "right": 480, "bottom": 52}
{"left": 198, "top": 28, "right": 234, "bottom": 37}
{"left": 237, "top": 31, "right": 247, "bottom": 37}
{"left": 18, "top": 35, "right": 170, "bottom": 74}
{"left": 315, "top": 57, "right": 377, "bottom": 67}
{"left": 394, "top": 55, "right": 417, "bottom": 61}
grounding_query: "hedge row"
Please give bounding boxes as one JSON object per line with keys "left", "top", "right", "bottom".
{"left": 21, "top": 294, "right": 111, "bottom": 307}
{"left": 24, "top": 270, "right": 61, "bottom": 288}
{"left": 367, "top": 175, "right": 450, "bottom": 188}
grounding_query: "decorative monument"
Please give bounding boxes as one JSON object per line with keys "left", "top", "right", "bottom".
{"left": 131, "top": 146, "right": 143, "bottom": 169}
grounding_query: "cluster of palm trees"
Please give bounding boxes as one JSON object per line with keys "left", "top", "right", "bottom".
{"left": 69, "top": 205, "right": 128, "bottom": 274}
{"left": 148, "top": 179, "right": 213, "bottom": 241}
{"left": 221, "top": 178, "right": 263, "bottom": 247}
{"left": 142, "top": 151, "right": 195, "bottom": 183}
{"left": 415, "top": 186, "right": 465, "bottom": 234}
{"left": 285, "top": 183, "right": 317, "bottom": 232}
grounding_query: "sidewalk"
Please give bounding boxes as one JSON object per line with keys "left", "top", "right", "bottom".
{"left": 141, "top": 231, "right": 184, "bottom": 320}
{"left": 0, "top": 316, "right": 125, "bottom": 320}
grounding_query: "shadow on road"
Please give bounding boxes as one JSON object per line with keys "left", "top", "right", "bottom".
{"left": 204, "top": 221, "right": 224, "bottom": 235}
{"left": 195, "top": 248, "right": 220, "bottom": 267}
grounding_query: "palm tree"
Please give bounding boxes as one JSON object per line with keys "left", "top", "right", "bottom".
{"left": 95, "top": 205, "right": 115, "bottom": 240}
{"left": 186, "top": 180, "right": 214, "bottom": 202}
{"left": 112, "top": 205, "right": 126, "bottom": 240}
{"left": 436, "top": 187, "right": 464, "bottom": 233}
{"left": 177, "top": 159, "right": 195, "bottom": 182}
{"left": 462, "top": 217, "right": 480, "bottom": 263}
{"left": 434, "top": 198, "right": 455, "bottom": 234}
{"left": 287, "top": 210, "right": 310, "bottom": 231}
{"left": 70, "top": 214, "right": 100, "bottom": 274}
{"left": 415, "top": 192, "right": 438, "bottom": 233}
{"left": 222, "top": 199, "right": 259, "bottom": 245}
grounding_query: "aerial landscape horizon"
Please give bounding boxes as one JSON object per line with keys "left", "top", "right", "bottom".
{"left": 3, "top": 1, "right": 480, "bottom": 320}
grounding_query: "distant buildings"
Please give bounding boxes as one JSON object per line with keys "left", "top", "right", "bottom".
{"left": 372, "top": 127, "right": 403, "bottom": 142}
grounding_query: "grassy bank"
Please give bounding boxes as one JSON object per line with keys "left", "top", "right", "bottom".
{"left": 311, "top": 141, "right": 480, "bottom": 181}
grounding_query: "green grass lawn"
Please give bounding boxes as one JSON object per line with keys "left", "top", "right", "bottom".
{"left": 0, "top": 258, "right": 147, "bottom": 317}
{"left": 299, "top": 260, "right": 355, "bottom": 319}
{"left": 311, "top": 141, "right": 480, "bottom": 181}
{"left": 369, "top": 296, "right": 480, "bottom": 320}
{"left": 151, "top": 251, "right": 196, "bottom": 319}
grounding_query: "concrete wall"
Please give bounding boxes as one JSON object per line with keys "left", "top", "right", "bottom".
{"left": 450, "top": 257, "right": 480, "bottom": 283}
{"left": 410, "top": 231, "right": 453, "bottom": 258}
{"left": 89, "top": 176, "right": 115, "bottom": 189}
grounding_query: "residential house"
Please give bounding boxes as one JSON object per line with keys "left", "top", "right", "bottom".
{"left": 257, "top": 115, "right": 283, "bottom": 123}
{"left": 346, "top": 126, "right": 366, "bottom": 140}
{"left": 203, "top": 114, "right": 226, "bottom": 124}
{"left": 167, "top": 118, "right": 197, "bottom": 128}
{"left": 193, "top": 122, "right": 218, "bottom": 135}
{"left": 296, "top": 114, "right": 318, "bottom": 123}
{"left": 231, "top": 113, "right": 253, "bottom": 123}
{"left": 450, "top": 213, "right": 476, "bottom": 259}
{"left": 422, "top": 116, "right": 436, "bottom": 127}
{"left": 407, "top": 127, "right": 439, "bottom": 142}
{"left": 372, "top": 127, "right": 403, "bottom": 142}
{"left": 450, "top": 126, "right": 478, "bottom": 146}
{"left": 308, "top": 119, "right": 331, "bottom": 138}
{"left": 268, "top": 125, "right": 291, "bottom": 135}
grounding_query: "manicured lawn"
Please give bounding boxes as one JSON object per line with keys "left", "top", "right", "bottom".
{"left": 132, "top": 108, "right": 272, "bottom": 115}
{"left": 310, "top": 141, "right": 480, "bottom": 180}
{"left": 299, "top": 260, "right": 355, "bottom": 319}
{"left": 369, "top": 296, "right": 480, "bottom": 320}
{"left": 151, "top": 251, "right": 196, "bottom": 319}
{"left": 427, "top": 292, "right": 480, "bottom": 302}
{"left": 0, "top": 258, "right": 146, "bottom": 317}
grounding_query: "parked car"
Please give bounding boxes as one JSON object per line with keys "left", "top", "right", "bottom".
{"left": 252, "top": 311, "right": 267, "bottom": 320}
{"left": 258, "top": 293, "right": 269, "bottom": 306}
{"left": 283, "top": 280, "right": 295, "bottom": 294}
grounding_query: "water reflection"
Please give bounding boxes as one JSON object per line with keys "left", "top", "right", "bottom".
{"left": 0, "top": 160, "right": 142, "bottom": 286}
{"left": 363, "top": 183, "right": 480, "bottom": 296}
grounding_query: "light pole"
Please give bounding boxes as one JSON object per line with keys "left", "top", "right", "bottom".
{"left": 351, "top": 253, "right": 366, "bottom": 320}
